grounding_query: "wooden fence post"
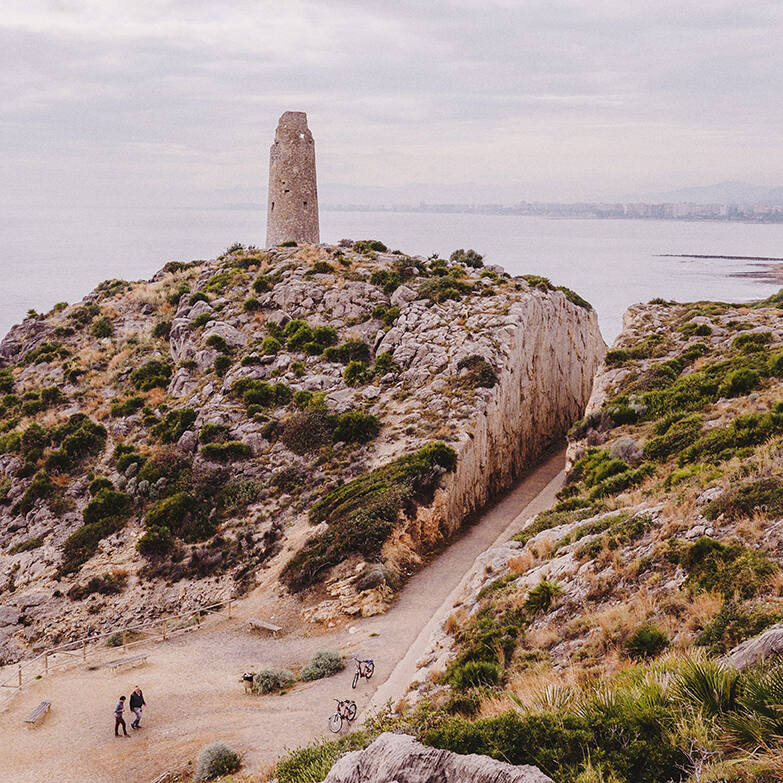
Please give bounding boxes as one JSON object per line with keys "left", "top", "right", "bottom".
{"left": 44, "top": 653, "right": 49, "bottom": 675}
{"left": 122, "top": 630, "right": 127, "bottom": 649}
{"left": 161, "top": 620, "right": 167, "bottom": 641}
{"left": 227, "top": 599, "right": 232, "bottom": 618}
{"left": 17, "top": 665, "right": 22, "bottom": 687}
{"left": 82, "top": 640, "right": 87, "bottom": 661}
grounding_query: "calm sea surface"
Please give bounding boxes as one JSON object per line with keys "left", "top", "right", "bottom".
{"left": 2, "top": 206, "right": 783, "bottom": 343}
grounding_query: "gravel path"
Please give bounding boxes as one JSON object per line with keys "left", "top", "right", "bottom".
{"left": 0, "top": 448, "right": 564, "bottom": 783}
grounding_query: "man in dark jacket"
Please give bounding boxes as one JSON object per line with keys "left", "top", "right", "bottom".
{"left": 129, "top": 686, "right": 146, "bottom": 729}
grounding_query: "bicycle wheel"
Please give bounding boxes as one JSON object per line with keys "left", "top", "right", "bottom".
{"left": 352, "top": 670, "right": 359, "bottom": 689}
{"left": 328, "top": 713, "right": 343, "bottom": 733}
{"left": 365, "top": 661, "right": 375, "bottom": 679}
{"left": 346, "top": 701, "right": 357, "bottom": 721}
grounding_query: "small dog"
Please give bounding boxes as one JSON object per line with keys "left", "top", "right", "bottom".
{"left": 241, "top": 672, "right": 255, "bottom": 694}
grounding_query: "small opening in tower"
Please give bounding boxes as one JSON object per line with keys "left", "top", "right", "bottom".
{"left": 303, "top": 201, "right": 307, "bottom": 207}
{"left": 271, "top": 202, "right": 274, "bottom": 212}
{"left": 283, "top": 189, "right": 290, "bottom": 194}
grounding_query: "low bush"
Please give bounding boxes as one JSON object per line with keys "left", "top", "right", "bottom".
{"left": 448, "top": 660, "right": 500, "bottom": 689}
{"left": 252, "top": 274, "right": 272, "bottom": 293}
{"left": 279, "top": 409, "right": 333, "bottom": 454}
{"left": 67, "top": 570, "right": 128, "bottom": 600}
{"left": 205, "top": 268, "right": 247, "bottom": 294}
{"left": 300, "top": 650, "right": 344, "bottom": 681}
{"left": 623, "top": 625, "right": 669, "bottom": 660}
{"left": 136, "top": 525, "right": 173, "bottom": 556}
{"left": 323, "top": 339, "right": 371, "bottom": 364}
{"left": 283, "top": 443, "right": 457, "bottom": 591}
{"left": 205, "top": 334, "right": 230, "bottom": 354}
{"left": 524, "top": 579, "right": 563, "bottom": 614}
{"left": 450, "top": 248, "right": 483, "bottom": 268}
{"left": 343, "top": 360, "right": 368, "bottom": 386}
{"left": 261, "top": 336, "right": 281, "bottom": 354}
{"left": 253, "top": 668, "right": 295, "bottom": 694}
{"left": 643, "top": 414, "right": 703, "bottom": 461}
{"left": 679, "top": 536, "right": 777, "bottom": 599}
{"left": 83, "top": 488, "right": 132, "bottom": 525}
{"left": 200, "top": 441, "right": 251, "bottom": 462}
{"left": 151, "top": 408, "right": 196, "bottom": 443}
{"left": 8, "top": 536, "right": 44, "bottom": 554}
{"left": 194, "top": 741, "right": 241, "bottom": 781}
{"left": 331, "top": 410, "right": 381, "bottom": 444}
{"left": 243, "top": 297, "right": 262, "bottom": 312}
{"left": 130, "top": 360, "right": 172, "bottom": 391}
{"left": 372, "top": 351, "right": 399, "bottom": 377}
{"left": 90, "top": 317, "right": 113, "bottom": 338}
{"left": 145, "top": 492, "right": 212, "bottom": 541}
{"left": 275, "top": 734, "right": 370, "bottom": 783}
{"left": 213, "top": 354, "right": 231, "bottom": 376}
{"left": 697, "top": 601, "right": 783, "bottom": 654}
{"left": 353, "top": 239, "right": 387, "bottom": 254}
{"left": 13, "top": 470, "right": 67, "bottom": 517}
{"left": 733, "top": 332, "right": 772, "bottom": 353}
{"left": 110, "top": 396, "right": 144, "bottom": 418}
{"left": 719, "top": 367, "right": 760, "bottom": 397}
{"left": 704, "top": 478, "right": 783, "bottom": 521}
{"left": 456, "top": 355, "right": 498, "bottom": 388}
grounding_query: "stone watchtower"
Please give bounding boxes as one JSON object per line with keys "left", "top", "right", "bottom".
{"left": 266, "top": 111, "right": 320, "bottom": 247}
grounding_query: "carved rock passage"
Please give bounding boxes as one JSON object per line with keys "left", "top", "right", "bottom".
{"left": 266, "top": 111, "right": 320, "bottom": 247}
{"left": 389, "top": 290, "right": 605, "bottom": 555}
{"left": 321, "top": 733, "right": 555, "bottom": 783}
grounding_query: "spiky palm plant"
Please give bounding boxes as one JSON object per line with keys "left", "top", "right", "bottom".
{"left": 724, "top": 665, "right": 783, "bottom": 749}
{"left": 673, "top": 657, "right": 741, "bottom": 718}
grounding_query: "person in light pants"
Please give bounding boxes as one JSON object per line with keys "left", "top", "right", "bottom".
{"left": 129, "top": 686, "right": 146, "bottom": 729}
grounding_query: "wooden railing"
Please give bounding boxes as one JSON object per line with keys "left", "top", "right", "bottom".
{"left": 0, "top": 598, "right": 233, "bottom": 709}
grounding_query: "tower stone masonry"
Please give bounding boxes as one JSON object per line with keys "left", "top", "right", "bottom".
{"left": 266, "top": 111, "right": 320, "bottom": 247}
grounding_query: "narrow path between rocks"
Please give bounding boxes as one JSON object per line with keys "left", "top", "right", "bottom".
{"left": 0, "top": 448, "right": 565, "bottom": 783}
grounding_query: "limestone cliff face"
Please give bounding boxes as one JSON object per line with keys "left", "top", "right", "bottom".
{"left": 389, "top": 292, "right": 603, "bottom": 556}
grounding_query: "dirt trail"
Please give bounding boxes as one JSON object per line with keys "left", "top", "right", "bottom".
{"left": 0, "top": 449, "right": 564, "bottom": 783}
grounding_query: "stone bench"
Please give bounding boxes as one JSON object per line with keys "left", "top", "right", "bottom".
{"left": 247, "top": 618, "right": 282, "bottom": 637}
{"left": 107, "top": 653, "right": 148, "bottom": 673}
{"left": 24, "top": 700, "right": 51, "bottom": 726}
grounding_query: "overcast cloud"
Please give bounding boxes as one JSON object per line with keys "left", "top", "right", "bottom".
{"left": 3, "top": 0, "right": 783, "bottom": 206}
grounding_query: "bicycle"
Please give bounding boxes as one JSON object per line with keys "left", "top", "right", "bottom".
{"left": 351, "top": 657, "right": 375, "bottom": 689}
{"left": 328, "top": 698, "right": 357, "bottom": 733}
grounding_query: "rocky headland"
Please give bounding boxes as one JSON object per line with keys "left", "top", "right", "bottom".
{"left": 0, "top": 241, "right": 602, "bottom": 664}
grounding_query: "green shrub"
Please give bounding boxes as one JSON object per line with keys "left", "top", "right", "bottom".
{"left": 353, "top": 239, "right": 387, "bottom": 253}
{"left": 167, "top": 283, "right": 190, "bottom": 306}
{"left": 193, "top": 313, "right": 213, "bottom": 328}
{"left": 522, "top": 274, "right": 554, "bottom": 291}
{"left": 276, "top": 735, "right": 370, "bottom": 783}
{"left": 252, "top": 274, "right": 272, "bottom": 293}
{"left": 89, "top": 477, "right": 113, "bottom": 496}
{"left": 205, "top": 334, "right": 230, "bottom": 353}
{"left": 8, "top": 536, "right": 44, "bottom": 555}
{"left": 200, "top": 441, "right": 251, "bottom": 462}
{"left": 704, "top": 478, "right": 783, "bottom": 521}
{"left": 697, "top": 601, "right": 783, "bottom": 654}
{"left": 332, "top": 411, "right": 381, "bottom": 444}
{"left": 253, "top": 668, "right": 295, "bottom": 694}
{"left": 643, "top": 414, "right": 703, "bottom": 461}
{"left": 243, "top": 297, "right": 262, "bottom": 312}
{"left": 279, "top": 410, "right": 333, "bottom": 454}
{"left": 13, "top": 470, "right": 67, "bottom": 517}
{"left": 90, "top": 317, "right": 113, "bottom": 338}
{"left": 450, "top": 248, "right": 484, "bottom": 268}
{"left": 524, "top": 579, "right": 563, "bottom": 614}
{"left": 372, "top": 351, "right": 399, "bottom": 377}
{"left": 189, "top": 291, "right": 209, "bottom": 305}
{"left": 213, "top": 355, "right": 231, "bottom": 376}
{"left": 300, "top": 650, "right": 344, "bottom": 681}
{"left": 205, "top": 268, "right": 247, "bottom": 294}
{"left": 323, "top": 339, "right": 371, "bottom": 364}
{"left": 733, "top": 332, "right": 772, "bottom": 353}
{"left": 83, "top": 488, "right": 132, "bottom": 525}
{"left": 261, "top": 336, "right": 281, "bottom": 354}
{"left": 110, "top": 396, "right": 144, "bottom": 418}
{"left": 449, "top": 660, "right": 501, "bottom": 690}
{"left": 719, "top": 367, "right": 760, "bottom": 397}
{"left": 680, "top": 536, "right": 777, "bottom": 599}
{"left": 22, "top": 341, "right": 70, "bottom": 366}
{"left": 136, "top": 525, "right": 173, "bottom": 556}
{"left": 623, "top": 625, "right": 669, "bottom": 660}
{"left": 199, "top": 423, "right": 230, "bottom": 444}
{"left": 68, "top": 570, "right": 128, "bottom": 600}
{"left": 283, "top": 443, "right": 457, "bottom": 591}
{"left": 0, "top": 369, "right": 14, "bottom": 394}
{"left": 130, "top": 361, "right": 172, "bottom": 391}
{"left": 557, "top": 286, "right": 592, "bottom": 310}
{"left": 151, "top": 408, "right": 196, "bottom": 443}
{"left": 344, "top": 360, "right": 368, "bottom": 386}
{"left": 284, "top": 320, "right": 314, "bottom": 351}
{"left": 145, "top": 492, "right": 209, "bottom": 540}
{"left": 456, "top": 355, "right": 497, "bottom": 388}
{"left": 194, "top": 741, "right": 241, "bottom": 781}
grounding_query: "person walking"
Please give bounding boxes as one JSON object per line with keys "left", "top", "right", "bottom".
{"left": 114, "top": 695, "right": 129, "bottom": 737}
{"left": 129, "top": 686, "right": 146, "bottom": 729}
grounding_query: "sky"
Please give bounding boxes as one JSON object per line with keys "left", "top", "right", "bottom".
{"left": 3, "top": 0, "right": 783, "bottom": 207}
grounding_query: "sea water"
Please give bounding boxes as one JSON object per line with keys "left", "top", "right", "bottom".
{"left": 2, "top": 205, "right": 782, "bottom": 343}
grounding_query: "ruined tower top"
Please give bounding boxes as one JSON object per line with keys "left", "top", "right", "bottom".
{"left": 266, "top": 111, "right": 320, "bottom": 248}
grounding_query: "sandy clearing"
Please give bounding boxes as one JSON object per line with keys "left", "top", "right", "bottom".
{"left": 0, "top": 448, "right": 564, "bottom": 783}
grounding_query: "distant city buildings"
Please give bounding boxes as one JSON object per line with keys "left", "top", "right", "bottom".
{"left": 323, "top": 200, "right": 783, "bottom": 223}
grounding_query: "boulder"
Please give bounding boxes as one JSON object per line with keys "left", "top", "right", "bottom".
{"left": 390, "top": 284, "right": 418, "bottom": 307}
{"left": 320, "top": 733, "right": 554, "bottom": 783}
{"left": 728, "top": 624, "right": 783, "bottom": 670}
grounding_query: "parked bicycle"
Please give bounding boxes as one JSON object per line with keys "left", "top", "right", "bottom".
{"left": 351, "top": 657, "right": 375, "bottom": 689}
{"left": 328, "top": 698, "right": 357, "bottom": 733}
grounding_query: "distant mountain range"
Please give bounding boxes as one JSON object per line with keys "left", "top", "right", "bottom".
{"left": 640, "top": 181, "right": 783, "bottom": 206}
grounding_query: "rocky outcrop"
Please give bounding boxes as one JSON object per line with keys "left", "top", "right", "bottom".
{"left": 728, "top": 624, "right": 783, "bottom": 670}
{"left": 320, "top": 733, "right": 554, "bottom": 783}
